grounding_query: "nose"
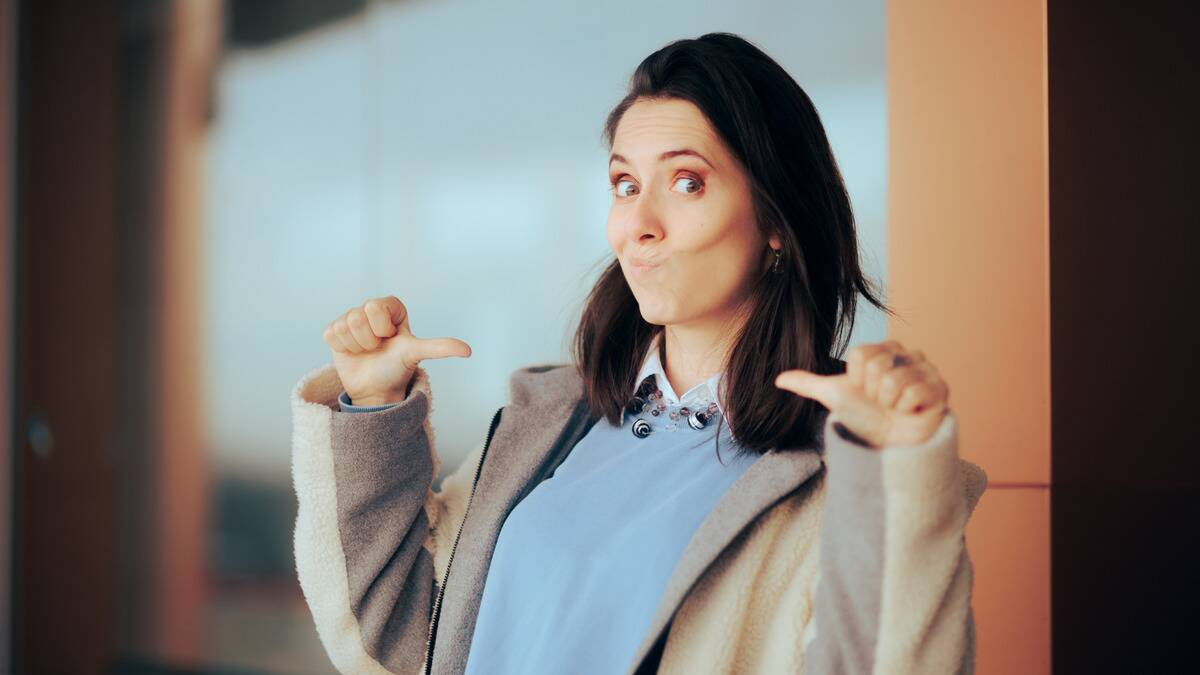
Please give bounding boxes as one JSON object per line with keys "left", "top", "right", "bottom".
{"left": 622, "top": 189, "right": 665, "bottom": 244}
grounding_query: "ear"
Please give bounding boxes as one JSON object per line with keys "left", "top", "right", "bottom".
{"left": 768, "top": 233, "right": 782, "bottom": 250}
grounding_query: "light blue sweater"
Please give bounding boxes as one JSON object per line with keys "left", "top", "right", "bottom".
{"left": 338, "top": 336, "right": 756, "bottom": 673}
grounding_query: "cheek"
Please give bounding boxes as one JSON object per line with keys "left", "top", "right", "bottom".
{"left": 685, "top": 215, "right": 762, "bottom": 283}
{"left": 605, "top": 212, "right": 622, "bottom": 252}
{"left": 678, "top": 213, "right": 744, "bottom": 257}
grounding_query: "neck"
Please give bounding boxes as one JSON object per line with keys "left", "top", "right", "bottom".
{"left": 659, "top": 307, "right": 747, "bottom": 401}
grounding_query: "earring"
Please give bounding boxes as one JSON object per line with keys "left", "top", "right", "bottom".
{"left": 771, "top": 247, "right": 782, "bottom": 274}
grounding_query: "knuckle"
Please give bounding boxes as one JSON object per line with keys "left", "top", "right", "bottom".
{"left": 921, "top": 361, "right": 939, "bottom": 380}
{"left": 347, "top": 310, "right": 366, "bottom": 327}
{"left": 881, "top": 372, "right": 899, "bottom": 391}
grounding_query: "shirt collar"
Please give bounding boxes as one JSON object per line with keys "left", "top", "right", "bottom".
{"left": 631, "top": 332, "right": 726, "bottom": 415}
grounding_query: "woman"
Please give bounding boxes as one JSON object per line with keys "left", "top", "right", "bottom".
{"left": 291, "top": 32, "right": 986, "bottom": 674}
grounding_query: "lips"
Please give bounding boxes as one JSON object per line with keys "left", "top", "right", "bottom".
{"left": 629, "top": 257, "right": 661, "bottom": 276}
{"left": 629, "top": 255, "right": 661, "bottom": 270}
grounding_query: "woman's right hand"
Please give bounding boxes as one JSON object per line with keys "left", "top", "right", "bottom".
{"left": 323, "top": 296, "right": 472, "bottom": 406}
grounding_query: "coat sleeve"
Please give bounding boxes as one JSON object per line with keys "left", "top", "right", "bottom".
{"left": 290, "top": 363, "right": 482, "bottom": 675}
{"left": 801, "top": 411, "right": 988, "bottom": 675}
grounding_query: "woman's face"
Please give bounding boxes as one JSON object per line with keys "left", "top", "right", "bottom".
{"left": 606, "top": 97, "right": 779, "bottom": 330}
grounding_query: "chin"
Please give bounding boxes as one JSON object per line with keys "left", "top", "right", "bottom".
{"left": 634, "top": 301, "right": 676, "bottom": 327}
{"left": 639, "top": 313, "right": 669, "bottom": 327}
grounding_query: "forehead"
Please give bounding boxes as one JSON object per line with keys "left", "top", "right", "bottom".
{"left": 612, "top": 98, "right": 723, "bottom": 159}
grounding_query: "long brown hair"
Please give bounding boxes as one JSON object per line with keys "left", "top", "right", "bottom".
{"left": 572, "top": 33, "right": 894, "bottom": 459}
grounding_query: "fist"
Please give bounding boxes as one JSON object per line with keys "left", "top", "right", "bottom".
{"left": 773, "top": 340, "right": 950, "bottom": 448}
{"left": 323, "top": 296, "right": 471, "bottom": 406}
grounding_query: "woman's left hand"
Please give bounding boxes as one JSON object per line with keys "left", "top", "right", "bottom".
{"left": 774, "top": 340, "right": 950, "bottom": 448}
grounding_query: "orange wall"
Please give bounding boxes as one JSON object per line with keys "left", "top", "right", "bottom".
{"left": 887, "top": 0, "right": 1051, "bottom": 672}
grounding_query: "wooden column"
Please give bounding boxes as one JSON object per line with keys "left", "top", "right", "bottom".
{"left": 154, "top": 0, "right": 221, "bottom": 662}
{"left": 1046, "top": 0, "right": 1197, "bottom": 672}
{"left": 0, "top": 0, "right": 15, "bottom": 665}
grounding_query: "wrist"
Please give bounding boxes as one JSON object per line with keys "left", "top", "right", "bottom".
{"left": 349, "top": 379, "right": 412, "bottom": 407}
{"left": 352, "top": 394, "right": 403, "bottom": 407}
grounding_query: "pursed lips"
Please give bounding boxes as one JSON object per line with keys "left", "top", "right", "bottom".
{"left": 629, "top": 256, "right": 662, "bottom": 275}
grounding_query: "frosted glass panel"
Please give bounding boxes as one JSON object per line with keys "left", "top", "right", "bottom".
{"left": 203, "top": 0, "right": 887, "bottom": 485}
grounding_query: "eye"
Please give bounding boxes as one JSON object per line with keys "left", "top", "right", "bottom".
{"left": 672, "top": 175, "right": 703, "bottom": 194}
{"left": 612, "top": 178, "right": 639, "bottom": 198}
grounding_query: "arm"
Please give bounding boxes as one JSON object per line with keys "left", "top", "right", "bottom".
{"left": 802, "top": 411, "right": 988, "bottom": 675}
{"left": 290, "top": 363, "right": 478, "bottom": 674}
{"left": 333, "top": 385, "right": 487, "bottom": 576}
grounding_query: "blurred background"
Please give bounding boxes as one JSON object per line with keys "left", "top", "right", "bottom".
{"left": 2, "top": 0, "right": 1197, "bottom": 674}
{"left": 3, "top": 0, "right": 890, "bottom": 673}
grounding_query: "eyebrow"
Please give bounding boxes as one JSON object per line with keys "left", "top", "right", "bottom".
{"left": 608, "top": 148, "right": 715, "bottom": 171}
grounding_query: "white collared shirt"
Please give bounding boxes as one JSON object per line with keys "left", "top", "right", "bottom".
{"left": 629, "top": 332, "right": 732, "bottom": 432}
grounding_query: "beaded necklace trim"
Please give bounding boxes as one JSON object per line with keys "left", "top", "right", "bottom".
{"left": 625, "top": 373, "right": 720, "bottom": 438}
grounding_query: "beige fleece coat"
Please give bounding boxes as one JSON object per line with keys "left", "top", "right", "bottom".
{"left": 291, "top": 362, "right": 987, "bottom": 674}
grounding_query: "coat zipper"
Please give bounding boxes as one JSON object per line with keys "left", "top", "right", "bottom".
{"left": 422, "top": 406, "right": 504, "bottom": 675}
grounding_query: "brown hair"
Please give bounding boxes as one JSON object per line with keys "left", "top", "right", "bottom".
{"left": 572, "top": 33, "right": 894, "bottom": 460}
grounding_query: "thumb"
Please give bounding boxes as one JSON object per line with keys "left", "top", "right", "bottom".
{"left": 411, "top": 336, "right": 473, "bottom": 362}
{"left": 774, "top": 369, "right": 846, "bottom": 410}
